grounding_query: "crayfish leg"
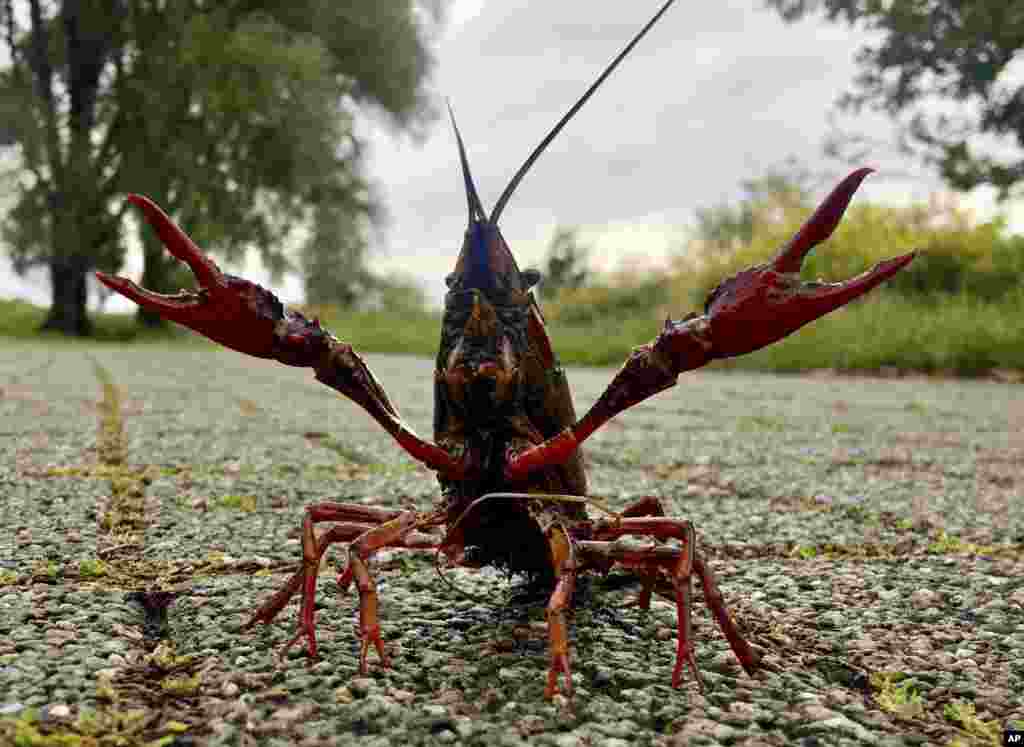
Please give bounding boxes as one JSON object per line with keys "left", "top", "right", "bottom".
{"left": 242, "top": 501, "right": 443, "bottom": 668}
{"left": 544, "top": 526, "right": 577, "bottom": 698}
{"left": 577, "top": 512, "right": 760, "bottom": 688}
{"left": 693, "top": 553, "right": 761, "bottom": 676}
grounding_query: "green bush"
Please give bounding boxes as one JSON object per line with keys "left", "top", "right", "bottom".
{"left": 680, "top": 194, "right": 1024, "bottom": 307}
{"left": 544, "top": 277, "right": 669, "bottom": 325}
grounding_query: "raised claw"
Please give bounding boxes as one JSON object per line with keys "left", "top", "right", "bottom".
{"left": 95, "top": 195, "right": 291, "bottom": 359}
{"left": 705, "top": 168, "right": 915, "bottom": 359}
{"left": 126, "top": 194, "right": 222, "bottom": 288}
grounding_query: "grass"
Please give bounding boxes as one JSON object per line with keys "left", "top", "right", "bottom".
{"left": 518, "top": 290, "right": 1023, "bottom": 373}
{"left": 3, "top": 289, "right": 1022, "bottom": 375}
{"left": 0, "top": 298, "right": 198, "bottom": 344}
{"left": 710, "top": 290, "right": 1024, "bottom": 375}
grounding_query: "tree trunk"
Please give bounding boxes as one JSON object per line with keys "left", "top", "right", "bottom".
{"left": 41, "top": 256, "right": 93, "bottom": 336}
{"left": 136, "top": 227, "right": 173, "bottom": 328}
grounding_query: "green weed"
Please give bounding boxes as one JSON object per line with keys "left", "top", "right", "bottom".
{"left": 31, "top": 560, "right": 61, "bottom": 581}
{"left": 943, "top": 700, "right": 1001, "bottom": 746}
{"left": 217, "top": 494, "right": 257, "bottom": 511}
{"left": 0, "top": 570, "right": 20, "bottom": 587}
{"left": 870, "top": 671, "right": 924, "bottom": 719}
{"left": 927, "top": 530, "right": 1000, "bottom": 556}
{"left": 78, "top": 559, "right": 108, "bottom": 578}
{"left": 738, "top": 414, "right": 786, "bottom": 431}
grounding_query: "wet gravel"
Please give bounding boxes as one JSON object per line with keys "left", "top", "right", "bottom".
{"left": 1, "top": 341, "right": 1022, "bottom": 746}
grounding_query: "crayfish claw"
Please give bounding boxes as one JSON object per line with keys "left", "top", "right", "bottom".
{"left": 126, "top": 194, "right": 223, "bottom": 289}
{"left": 703, "top": 168, "right": 916, "bottom": 359}
{"left": 794, "top": 251, "right": 916, "bottom": 314}
{"left": 773, "top": 167, "right": 874, "bottom": 273}
{"left": 94, "top": 271, "right": 202, "bottom": 315}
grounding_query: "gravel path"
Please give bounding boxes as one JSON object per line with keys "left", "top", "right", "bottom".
{"left": 1, "top": 341, "right": 1021, "bottom": 746}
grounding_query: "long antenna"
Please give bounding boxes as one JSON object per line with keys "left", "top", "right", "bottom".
{"left": 447, "top": 99, "right": 487, "bottom": 222}
{"left": 489, "top": 0, "right": 679, "bottom": 224}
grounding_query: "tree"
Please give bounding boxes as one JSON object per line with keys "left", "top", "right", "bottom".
{"left": 0, "top": 1, "right": 445, "bottom": 334}
{"left": 763, "top": 0, "right": 1024, "bottom": 197}
{"left": 540, "top": 226, "right": 590, "bottom": 299}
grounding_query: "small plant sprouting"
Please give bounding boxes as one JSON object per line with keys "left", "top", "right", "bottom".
{"left": 942, "top": 700, "right": 1002, "bottom": 745}
{"left": 217, "top": 494, "right": 257, "bottom": 512}
{"left": 31, "top": 560, "right": 61, "bottom": 581}
{"left": 79, "top": 558, "right": 108, "bottom": 578}
{"left": 738, "top": 414, "right": 786, "bottom": 431}
{"left": 927, "top": 530, "right": 1000, "bottom": 557}
{"left": 870, "top": 671, "right": 924, "bottom": 720}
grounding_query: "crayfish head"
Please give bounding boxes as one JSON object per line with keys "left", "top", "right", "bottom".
{"left": 440, "top": 288, "right": 524, "bottom": 418}
{"left": 439, "top": 212, "right": 541, "bottom": 421}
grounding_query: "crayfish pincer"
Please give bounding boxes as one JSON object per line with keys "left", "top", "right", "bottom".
{"left": 97, "top": 0, "right": 914, "bottom": 698}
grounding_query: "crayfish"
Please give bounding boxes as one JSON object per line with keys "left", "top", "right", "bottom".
{"left": 97, "top": 0, "right": 915, "bottom": 698}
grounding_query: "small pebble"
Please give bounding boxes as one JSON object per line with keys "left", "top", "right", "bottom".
{"left": 909, "top": 588, "right": 941, "bottom": 609}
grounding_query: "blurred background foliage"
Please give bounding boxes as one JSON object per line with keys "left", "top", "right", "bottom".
{"left": 535, "top": 167, "right": 1024, "bottom": 373}
{"left": 543, "top": 171, "right": 1024, "bottom": 321}
{"left": 0, "top": 0, "right": 447, "bottom": 334}
{"left": 1, "top": 0, "right": 1022, "bottom": 375}
{"left": 5, "top": 163, "right": 1023, "bottom": 374}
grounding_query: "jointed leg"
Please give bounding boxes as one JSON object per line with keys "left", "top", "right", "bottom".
{"left": 544, "top": 525, "right": 577, "bottom": 698}
{"left": 619, "top": 495, "right": 666, "bottom": 518}
{"left": 618, "top": 495, "right": 666, "bottom": 608}
{"left": 335, "top": 514, "right": 442, "bottom": 672}
{"left": 580, "top": 515, "right": 760, "bottom": 688}
{"left": 578, "top": 520, "right": 702, "bottom": 689}
{"left": 244, "top": 501, "right": 443, "bottom": 665}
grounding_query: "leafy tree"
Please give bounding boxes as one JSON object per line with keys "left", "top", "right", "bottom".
{"left": 540, "top": 226, "right": 590, "bottom": 299}
{"left": 0, "top": 0, "right": 445, "bottom": 334}
{"left": 763, "top": 0, "right": 1024, "bottom": 197}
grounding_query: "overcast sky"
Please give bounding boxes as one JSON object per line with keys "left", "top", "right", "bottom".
{"left": 2, "top": 0, "right": 1018, "bottom": 310}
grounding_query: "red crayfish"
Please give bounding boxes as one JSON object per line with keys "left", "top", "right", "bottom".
{"left": 97, "top": 0, "right": 914, "bottom": 697}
